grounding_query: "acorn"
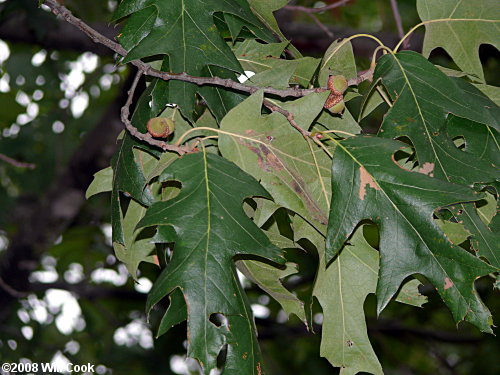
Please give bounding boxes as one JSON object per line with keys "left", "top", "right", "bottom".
{"left": 324, "top": 91, "right": 345, "bottom": 113}
{"left": 329, "top": 100, "right": 345, "bottom": 114}
{"left": 146, "top": 117, "right": 175, "bottom": 138}
{"left": 327, "top": 75, "right": 348, "bottom": 94}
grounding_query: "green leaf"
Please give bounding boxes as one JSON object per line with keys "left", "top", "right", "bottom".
{"left": 87, "top": 163, "right": 158, "bottom": 280}
{"left": 358, "top": 88, "right": 385, "bottom": 122}
{"left": 157, "top": 288, "right": 187, "bottom": 337}
{"left": 375, "top": 52, "right": 500, "bottom": 271}
{"left": 445, "top": 115, "right": 500, "bottom": 267}
{"left": 238, "top": 199, "right": 306, "bottom": 322}
{"left": 436, "top": 219, "right": 471, "bottom": 246}
{"left": 86, "top": 167, "right": 113, "bottom": 199}
{"left": 315, "top": 227, "right": 383, "bottom": 375}
{"left": 477, "top": 191, "right": 498, "bottom": 225}
{"left": 235, "top": 40, "right": 319, "bottom": 87}
{"left": 326, "top": 136, "right": 495, "bottom": 332}
{"left": 314, "top": 107, "right": 362, "bottom": 136}
{"left": 319, "top": 40, "right": 357, "bottom": 86}
{"left": 138, "top": 151, "right": 284, "bottom": 375}
{"left": 474, "top": 84, "right": 500, "bottom": 106}
{"left": 113, "top": 199, "right": 156, "bottom": 280}
{"left": 374, "top": 51, "right": 500, "bottom": 187}
{"left": 247, "top": 63, "right": 297, "bottom": 89}
{"left": 114, "top": 0, "right": 271, "bottom": 120}
{"left": 449, "top": 203, "right": 500, "bottom": 268}
{"left": 417, "top": 0, "right": 500, "bottom": 82}
{"left": 395, "top": 279, "right": 428, "bottom": 308}
{"left": 446, "top": 114, "right": 500, "bottom": 168}
{"left": 247, "top": 0, "right": 302, "bottom": 58}
{"left": 236, "top": 259, "right": 306, "bottom": 323}
{"left": 111, "top": 87, "right": 160, "bottom": 244}
{"left": 219, "top": 91, "right": 331, "bottom": 230}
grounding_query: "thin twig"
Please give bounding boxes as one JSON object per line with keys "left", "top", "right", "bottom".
{"left": 390, "top": 0, "right": 408, "bottom": 49}
{"left": 263, "top": 99, "right": 310, "bottom": 137}
{"left": 44, "top": 0, "right": 318, "bottom": 98}
{"left": 120, "top": 70, "right": 191, "bottom": 154}
{"left": 42, "top": 0, "right": 372, "bottom": 151}
{"left": 306, "top": 12, "right": 334, "bottom": 39}
{"left": 352, "top": 69, "right": 374, "bottom": 85}
{"left": 0, "top": 153, "right": 36, "bottom": 169}
{"left": 284, "top": 0, "right": 351, "bottom": 14}
{"left": 0, "top": 276, "right": 28, "bottom": 298}
{"left": 42, "top": 0, "right": 368, "bottom": 98}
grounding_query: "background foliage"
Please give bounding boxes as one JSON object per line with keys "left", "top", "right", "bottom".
{"left": 0, "top": 1, "right": 498, "bottom": 374}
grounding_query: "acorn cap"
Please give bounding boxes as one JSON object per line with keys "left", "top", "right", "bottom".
{"left": 147, "top": 117, "right": 175, "bottom": 138}
{"left": 328, "top": 75, "right": 348, "bottom": 94}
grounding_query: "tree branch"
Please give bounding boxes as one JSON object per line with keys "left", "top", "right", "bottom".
{"left": 274, "top": 12, "right": 423, "bottom": 56}
{"left": 305, "top": 12, "right": 334, "bottom": 39}
{"left": 390, "top": 0, "right": 409, "bottom": 49}
{"left": 120, "top": 70, "right": 191, "bottom": 153}
{"left": 263, "top": 99, "right": 310, "bottom": 138}
{"left": 41, "top": 0, "right": 367, "bottom": 100}
{"left": 0, "top": 10, "right": 115, "bottom": 55}
{"left": 0, "top": 153, "right": 36, "bottom": 169}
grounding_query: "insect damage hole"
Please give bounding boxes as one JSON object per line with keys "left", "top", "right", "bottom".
{"left": 209, "top": 313, "right": 228, "bottom": 328}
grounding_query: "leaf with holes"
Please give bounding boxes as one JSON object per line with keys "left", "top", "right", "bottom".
{"left": 375, "top": 51, "right": 500, "bottom": 187}
{"left": 326, "top": 136, "right": 496, "bottom": 333}
{"left": 445, "top": 115, "right": 500, "bottom": 267}
{"left": 417, "top": 0, "right": 500, "bottom": 82}
{"left": 137, "top": 151, "right": 284, "bottom": 375}
{"left": 375, "top": 51, "right": 500, "bottom": 271}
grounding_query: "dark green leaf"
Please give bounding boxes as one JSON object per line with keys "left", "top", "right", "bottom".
{"left": 138, "top": 151, "right": 285, "bottom": 374}
{"left": 114, "top": 0, "right": 271, "bottom": 120}
{"left": 326, "top": 136, "right": 495, "bottom": 332}
{"left": 374, "top": 51, "right": 500, "bottom": 187}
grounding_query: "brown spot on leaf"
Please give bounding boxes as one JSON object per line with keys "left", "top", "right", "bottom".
{"left": 242, "top": 352, "right": 248, "bottom": 360}
{"left": 257, "top": 362, "right": 262, "bottom": 375}
{"left": 418, "top": 162, "right": 435, "bottom": 177}
{"left": 444, "top": 277, "right": 454, "bottom": 290}
{"left": 359, "top": 166, "right": 380, "bottom": 200}
{"left": 261, "top": 146, "right": 283, "bottom": 171}
{"left": 346, "top": 340, "right": 353, "bottom": 347}
{"left": 238, "top": 138, "right": 328, "bottom": 225}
